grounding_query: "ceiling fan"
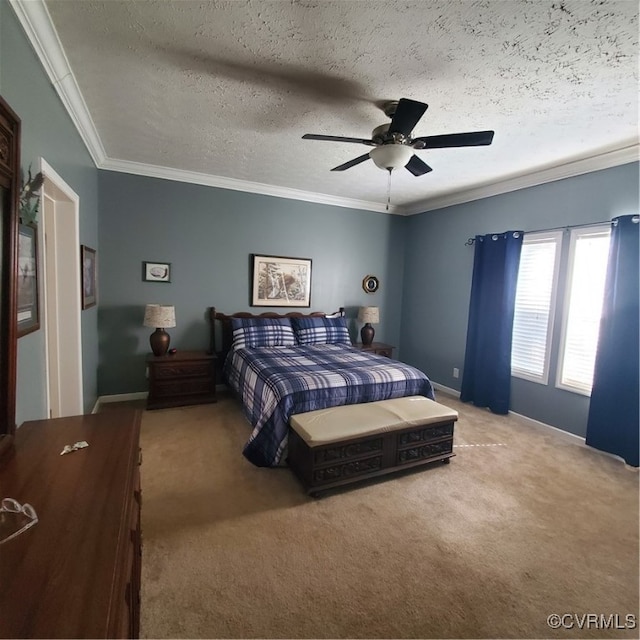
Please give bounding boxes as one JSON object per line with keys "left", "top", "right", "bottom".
{"left": 302, "top": 98, "right": 494, "bottom": 177}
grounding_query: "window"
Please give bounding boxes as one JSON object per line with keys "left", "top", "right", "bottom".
{"left": 511, "top": 223, "right": 611, "bottom": 396}
{"left": 511, "top": 231, "right": 562, "bottom": 383}
{"left": 557, "top": 226, "right": 611, "bottom": 395}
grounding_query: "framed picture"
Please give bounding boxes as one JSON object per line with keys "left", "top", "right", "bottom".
{"left": 143, "top": 261, "right": 171, "bottom": 283}
{"left": 81, "top": 245, "right": 97, "bottom": 310}
{"left": 251, "top": 254, "right": 312, "bottom": 307}
{"left": 17, "top": 223, "right": 40, "bottom": 337}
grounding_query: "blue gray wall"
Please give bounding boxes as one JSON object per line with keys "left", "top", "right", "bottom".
{"left": 401, "top": 162, "right": 639, "bottom": 436}
{"left": 1, "top": 3, "right": 100, "bottom": 423}
{"left": 98, "top": 171, "right": 403, "bottom": 395}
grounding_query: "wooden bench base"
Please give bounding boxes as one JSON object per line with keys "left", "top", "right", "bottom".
{"left": 287, "top": 397, "right": 456, "bottom": 496}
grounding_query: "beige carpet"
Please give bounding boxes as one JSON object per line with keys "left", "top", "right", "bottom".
{"left": 138, "top": 391, "right": 639, "bottom": 639}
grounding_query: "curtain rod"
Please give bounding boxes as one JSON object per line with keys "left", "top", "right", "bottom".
{"left": 464, "top": 218, "right": 615, "bottom": 246}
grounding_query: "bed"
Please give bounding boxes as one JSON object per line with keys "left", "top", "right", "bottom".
{"left": 210, "top": 307, "right": 435, "bottom": 467}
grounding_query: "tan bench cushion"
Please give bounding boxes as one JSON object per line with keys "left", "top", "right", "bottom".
{"left": 290, "top": 396, "right": 458, "bottom": 447}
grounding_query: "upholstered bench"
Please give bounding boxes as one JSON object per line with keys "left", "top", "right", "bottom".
{"left": 287, "top": 396, "right": 458, "bottom": 495}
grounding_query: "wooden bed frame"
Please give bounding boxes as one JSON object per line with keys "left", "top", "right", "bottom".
{"left": 208, "top": 306, "right": 345, "bottom": 379}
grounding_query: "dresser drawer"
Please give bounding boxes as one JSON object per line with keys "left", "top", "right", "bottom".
{"left": 153, "top": 362, "right": 213, "bottom": 379}
{"left": 151, "top": 378, "right": 215, "bottom": 398}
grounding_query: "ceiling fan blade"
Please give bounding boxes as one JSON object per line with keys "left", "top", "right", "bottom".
{"left": 302, "top": 134, "right": 376, "bottom": 146}
{"left": 331, "top": 153, "right": 371, "bottom": 171}
{"left": 412, "top": 130, "right": 494, "bottom": 149}
{"left": 406, "top": 155, "right": 433, "bottom": 176}
{"left": 388, "top": 98, "right": 428, "bottom": 136}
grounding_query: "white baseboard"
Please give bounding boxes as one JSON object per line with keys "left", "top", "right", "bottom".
{"left": 431, "top": 382, "right": 461, "bottom": 398}
{"left": 431, "top": 381, "right": 584, "bottom": 443}
{"left": 92, "top": 392, "right": 148, "bottom": 414}
{"left": 432, "top": 384, "right": 634, "bottom": 469}
{"left": 508, "top": 409, "right": 585, "bottom": 443}
{"left": 510, "top": 412, "right": 637, "bottom": 469}
{"left": 91, "top": 385, "right": 229, "bottom": 413}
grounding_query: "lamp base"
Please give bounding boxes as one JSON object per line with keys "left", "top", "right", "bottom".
{"left": 360, "top": 323, "right": 375, "bottom": 347}
{"left": 150, "top": 328, "right": 170, "bottom": 357}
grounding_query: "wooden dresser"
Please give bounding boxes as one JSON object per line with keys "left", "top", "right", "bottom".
{"left": 0, "top": 409, "right": 142, "bottom": 638}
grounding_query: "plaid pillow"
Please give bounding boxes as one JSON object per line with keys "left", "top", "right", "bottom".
{"left": 231, "top": 318, "right": 297, "bottom": 350}
{"left": 291, "top": 316, "right": 352, "bottom": 346}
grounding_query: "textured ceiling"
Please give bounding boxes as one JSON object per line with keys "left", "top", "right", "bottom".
{"left": 37, "top": 0, "right": 639, "bottom": 212}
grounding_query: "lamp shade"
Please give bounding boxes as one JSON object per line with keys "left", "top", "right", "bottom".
{"left": 370, "top": 144, "right": 413, "bottom": 171}
{"left": 358, "top": 306, "right": 380, "bottom": 324}
{"left": 143, "top": 304, "right": 176, "bottom": 329}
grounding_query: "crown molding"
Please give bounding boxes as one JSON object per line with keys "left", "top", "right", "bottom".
{"left": 99, "top": 157, "right": 396, "bottom": 213}
{"left": 11, "top": 0, "right": 638, "bottom": 218}
{"left": 9, "top": 0, "right": 106, "bottom": 165}
{"left": 401, "top": 140, "right": 639, "bottom": 215}
{"left": 100, "top": 143, "right": 639, "bottom": 216}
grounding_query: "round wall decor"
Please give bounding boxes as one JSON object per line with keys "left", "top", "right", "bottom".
{"left": 362, "top": 275, "right": 379, "bottom": 294}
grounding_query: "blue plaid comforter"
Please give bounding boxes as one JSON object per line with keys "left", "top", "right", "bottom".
{"left": 224, "top": 344, "right": 435, "bottom": 467}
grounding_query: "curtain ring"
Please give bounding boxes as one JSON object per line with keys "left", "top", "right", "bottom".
{"left": 513, "top": 231, "right": 521, "bottom": 238}
{"left": 491, "top": 234, "right": 499, "bottom": 241}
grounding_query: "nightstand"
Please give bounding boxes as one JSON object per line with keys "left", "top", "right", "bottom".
{"left": 354, "top": 342, "right": 395, "bottom": 358}
{"left": 146, "top": 350, "right": 217, "bottom": 409}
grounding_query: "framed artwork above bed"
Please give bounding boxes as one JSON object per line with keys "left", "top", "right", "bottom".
{"left": 251, "top": 254, "right": 312, "bottom": 307}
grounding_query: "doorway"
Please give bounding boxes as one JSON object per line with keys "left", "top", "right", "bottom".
{"left": 40, "top": 159, "right": 83, "bottom": 417}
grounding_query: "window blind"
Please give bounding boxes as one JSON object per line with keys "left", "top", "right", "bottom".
{"left": 511, "top": 232, "right": 561, "bottom": 382}
{"left": 558, "top": 228, "right": 611, "bottom": 394}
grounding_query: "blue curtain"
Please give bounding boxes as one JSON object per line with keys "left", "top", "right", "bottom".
{"left": 586, "top": 215, "right": 639, "bottom": 467}
{"left": 460, "top": 231, "right": 523, "bottom": 414}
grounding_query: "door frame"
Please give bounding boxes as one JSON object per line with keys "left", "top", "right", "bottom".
{"left": 40, "top": 158, "right": 83, "bottom": 417}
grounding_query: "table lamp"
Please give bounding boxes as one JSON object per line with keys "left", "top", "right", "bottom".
{"left": 143, "top": 304, "right": 176, "bottom": 356}
{"left": 358, "top": 306, "right": 379, "bottom": 346}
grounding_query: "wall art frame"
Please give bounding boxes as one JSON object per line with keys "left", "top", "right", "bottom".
{"left": 81, "top": 245, "right": 97, "bottom": 309}
{"left": 143, "top": 261, "right": 171, "bottom": 283}
{"left": 17, "top": 222, "right": 40, "bottom": 337}
{"left": 251, "top": 254, "right": 312, "bottom": 307}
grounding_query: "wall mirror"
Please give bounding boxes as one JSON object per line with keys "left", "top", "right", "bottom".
{"left": 0, "top": 96, "right": 20, "bottom": 461}
{"left": 362, "top": 275, "right": 379, "bottom": 294}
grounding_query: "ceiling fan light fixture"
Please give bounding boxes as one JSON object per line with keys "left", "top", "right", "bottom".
{"left": 370, "top": 144, "right": 413, "bottom": 171}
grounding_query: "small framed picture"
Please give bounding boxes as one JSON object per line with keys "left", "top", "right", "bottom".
{"left": 251, "top": 254, "right": 312, "bottom": 307}
{"left": 17, "top": 223, "right": 40, "bottom": 337}
{"left": 143, "top": 261, "right": 171, "bottom": 283}
{"left": 81, "top": 245, "right": 97, "bottom": 310}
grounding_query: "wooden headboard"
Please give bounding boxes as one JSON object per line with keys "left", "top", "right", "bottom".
{"left": 209, "top": 306, "right": 345, "bottom": 367}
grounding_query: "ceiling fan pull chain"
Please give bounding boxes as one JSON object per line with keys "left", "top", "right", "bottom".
{"left": 386, "top": 169, "right": 392, "bottom": 211}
